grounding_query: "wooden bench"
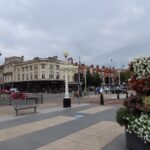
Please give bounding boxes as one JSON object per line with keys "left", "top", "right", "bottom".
{"left": 25, "top": 93, "right": 43, "bottom": 104}
{"left": 31, "top": 94, "right": 43, "bottom": 104}
{"left": 12, "top": 98, "right": 38, "bottom": 115}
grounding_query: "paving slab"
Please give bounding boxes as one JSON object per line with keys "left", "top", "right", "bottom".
{"left": 78, "top": 106, "right": 113, "bottom": 114}
{"left": 36, "top": 121, "right": 124, "bottom": 150}
{"left": 0, "top": 116, "right": 75, "bottom": 142}
{"left": 0, "top": 104, "right": 127, "bottom": 150}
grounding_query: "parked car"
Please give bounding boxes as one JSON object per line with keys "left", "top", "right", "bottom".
{"left": 10, "top": 88, "right": 19, "bottom": 93}
{"left": 89, "top": 86, "right": 95, "bottom": 92}
{"left": 121, "top": 87, "right": 127, "bottom": 93}
{"left": 110, "top": 86, "right": 122, "bottom": 94}
{"left": 104, "top": 86, "right": 110, "bottom": 94}
{"left": 110, "top": 85, "right": 127, "bottom": 94}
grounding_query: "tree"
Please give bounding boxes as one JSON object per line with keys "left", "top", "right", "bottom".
{"left": 92, "top": 72, "right": 102, "bottom": 87}
{"left": 105, "top": 77, "right": 109, "bottom": 85}
{"left": 120, "top": 69, "right": 132, "bottom": 84}
{"left": 82, "top": 70, "right": 102, "bottom": 90}
{"left": 82, "top": 70, "right": 91, "bottom": 90}
{"left": 86, "top": 70, "right": 92, "bottom": 87}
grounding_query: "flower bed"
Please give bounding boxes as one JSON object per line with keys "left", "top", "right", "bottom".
{"left": 117, "top": 108, "right": 150, "bottom": 143}
{"left": 9, "top": 92, "right": 27, "bottom": 100}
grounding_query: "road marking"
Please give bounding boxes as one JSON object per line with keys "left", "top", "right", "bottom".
{"left": 75, "top": 115, "right": 84, "bottom": 119}
{"left": 78, "top": 106, "right": 112, "bottom": 114}
{"left": 0, "top": 116, "right": 75, "bottom": 142}
{"left": 36, "top": 121, "right": 124, "bottom": 150}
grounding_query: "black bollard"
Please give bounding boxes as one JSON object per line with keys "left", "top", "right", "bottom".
{"left": 100, "top": 93, "right": 104, "bottom": 105}
{"left": 41, "top": 93, "right": 43, "bottom": 104}
{"left": 117, "top": 92, "right": 120, "bottom": 99}
{"left": 126, "top": 92, "right": 128, "bottom": 99}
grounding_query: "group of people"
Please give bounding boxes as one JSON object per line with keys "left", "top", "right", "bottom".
{"left": 95, "top": 87, "right": 104, "bottom": 95}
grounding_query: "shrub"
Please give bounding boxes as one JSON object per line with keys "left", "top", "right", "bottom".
{"left": 116, "top": 107, "right": 138, "bottom": 127}
{"left": 9, "top": 92, "right": 27, "bottom": 100}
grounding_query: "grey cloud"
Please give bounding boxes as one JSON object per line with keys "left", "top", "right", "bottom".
{"left": 96, "top": 42, "right": 150, "bottom": 68}
{"left": 0, "top": 0, "right": 150, "bottom": 66}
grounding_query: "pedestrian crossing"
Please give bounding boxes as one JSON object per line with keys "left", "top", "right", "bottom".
{"left": 78, "top": 106, "right": 112, "bottom": 114}
{"left": 0, "top": 116, "right": 75, "bottom": 142}
{"left": 0, "top": 105, "right": 121, "bottom": 150}
{"left": 36, "top": 121, "right": 124, "bottom": 150}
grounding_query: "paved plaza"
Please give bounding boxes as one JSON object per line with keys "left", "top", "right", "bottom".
{"left": 0, "top": 94, "right": 128, "bottom": 150}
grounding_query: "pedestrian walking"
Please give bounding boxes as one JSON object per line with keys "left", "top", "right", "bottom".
{"left": 98, "top": 87, "right": 104, "bottom": 105}
{"left": 75, "top": 90, "right": 80, "bottom": 104}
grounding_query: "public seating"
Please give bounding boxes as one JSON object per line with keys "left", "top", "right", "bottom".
{"left": 12, "top": 98, "right": 38, "bottom": 115}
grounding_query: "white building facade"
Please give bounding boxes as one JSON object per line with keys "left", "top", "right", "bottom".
{"left": 1, "top": 56, "right": 78, "bottom": 92}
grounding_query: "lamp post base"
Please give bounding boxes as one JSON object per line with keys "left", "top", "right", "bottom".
{"left": 63, "top": 98, "right": 71, "bottom": 108}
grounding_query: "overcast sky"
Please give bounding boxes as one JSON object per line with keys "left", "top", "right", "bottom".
{"left": 0, "top": 0, "right": 150, "bottom": 68}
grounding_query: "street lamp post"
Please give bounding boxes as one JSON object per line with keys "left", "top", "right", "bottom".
{"left": 110, "top": 59, "right": 121, "bottom": 86}
{"left": 78, "top": 57, "right": 81, "bottom": 93}
{"left": 117, "top": 63, "right": 121, "bottom": 85}
{"left": 63, "top": 51, "right": 71, "bottom": 108}
{"left": 0, "top": 52, "right": 4, "bottom": 98}
{"left": 118, "top": 69, "right": 121, "bottom": 85}
{"left": 84, "top": 67, "right": 87, "bottom": 96}
{"left": 109, "top": 59, "right": 113, "bottom": 92}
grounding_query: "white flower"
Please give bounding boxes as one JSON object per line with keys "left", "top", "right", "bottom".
{"left": 132, "top": 57, "right": 150, "bottom": 79}
{"left": 125, "top": 113, "right": 150, "bottom": 143}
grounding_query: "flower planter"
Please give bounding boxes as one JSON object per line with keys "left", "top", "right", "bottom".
{"left": 126, "top": 131, "right": 150, "bottom": 150}
{"left": 116, "top": 57, "right": 150, "bottom": 150}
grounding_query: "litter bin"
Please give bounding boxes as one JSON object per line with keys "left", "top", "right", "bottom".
{"left": 63, "top": 98, "right": 71, "bottom": 107}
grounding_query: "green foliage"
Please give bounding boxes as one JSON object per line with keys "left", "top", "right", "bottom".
{"left": 116, "top": 107, "right": 137, "bottom": 127}
{"left": 142, "top": 96, "right": 150, "bottom": 112}
{"left": 120, "top": 69, "right": 132, "bottom": 83}
{"left": 143, "top": 96, "right": 150, "bottom": 105}
{"left": 105, "top": 76, "right": 109, "bottom": 85}
{"left": 86, "top": 70, "right": 92, "bottom": 87}
{"left": 92, "top": 72, "right": 102, "bottom": 87}
{"left": 83, "top": 69, "right": 102, "bottom": 88}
